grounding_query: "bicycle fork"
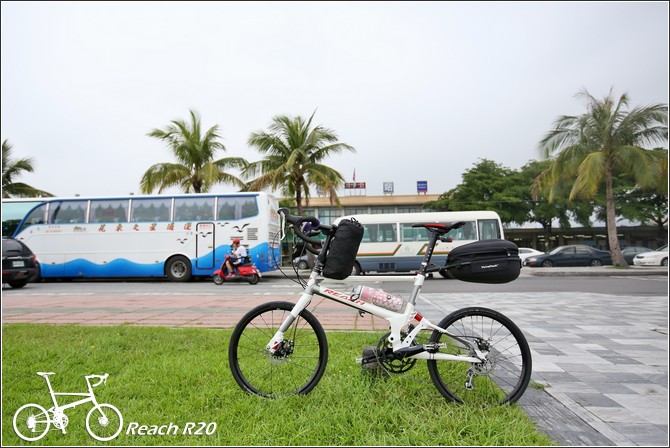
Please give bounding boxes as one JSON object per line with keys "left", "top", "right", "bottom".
{"left": 266, "top": 286, "right": 315, "bottom": 355}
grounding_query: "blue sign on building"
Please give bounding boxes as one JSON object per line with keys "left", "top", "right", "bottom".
{"left": 417, "top": 181, "right": 428, "bottom": 193}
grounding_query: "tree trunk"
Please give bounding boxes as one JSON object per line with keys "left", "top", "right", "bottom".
{"left": 542, "top": 222, "right": 552, "bottom": 252}
{"left": 295, "top": 186, "right": 303, "bottom": 215}
{"left": 605, "top": 168, "right": 627, "bottom": 267}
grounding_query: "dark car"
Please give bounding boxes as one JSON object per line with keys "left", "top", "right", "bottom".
{"left": 2, "top": 236, "right": 40, "bottom": 288}
{"left": 524, "top": 244, "right": 612, "bottom": 267}
{"left": 622, "top": 246, "right": 652, "bottom": 265}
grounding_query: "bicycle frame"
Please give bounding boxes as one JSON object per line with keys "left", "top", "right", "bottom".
{"left": 42, "top": 374, "right": 102, "bottom": 414}
{"left": 267, "top": 226, "right": 484, "bottom": 363}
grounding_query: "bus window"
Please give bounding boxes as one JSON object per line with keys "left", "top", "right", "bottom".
{"left": 363, "top": 223, "right": 397, "bottom": 242}
{"left": 89, "top": 200, "right": 129, "bottom": 223}
{"left": 50, "top": 200, "right": 88, "bottom": 224}
{"left": 131, "top": 198, "right": 171, "bottom": 222}
{"left": 449, "top": 221, "right": 477, "bottom": 240}
{"left": 15, "top": 203, "right": 48, "bottom": 233}
{"left": 400, "top": 223, "right": 430, "bottom": 242}
{"left": 174, "top": 197, "right": 215, "bottom": 221}
{"left": 478, "top": 219, "right": 501, "bottom": 240}
{"left": 240, "top": 197, "right": 259, "bottom": 218}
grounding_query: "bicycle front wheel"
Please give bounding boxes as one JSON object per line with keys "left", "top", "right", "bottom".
{"left": 228, "top": 301, "right": 328, "bottom": 398}
{"left": 427, "top": 307, "right": 532, "bottom": 405}
{"left": 86, "top": 403, "right": 123, "bottom": 441}
{"left": 13, "top": 403, "right": 50, "bottom": 442}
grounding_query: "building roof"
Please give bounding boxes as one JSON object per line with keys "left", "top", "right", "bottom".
{"left": 299, "top": 194, "right": 441, "bottom": 208}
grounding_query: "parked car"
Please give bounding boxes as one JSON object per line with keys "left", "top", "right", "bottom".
{"left": 519, "top": 247, "right": 545, "bottom": 264}
{"left": 2, "top": 236, "right": 40, "bottom": 288}
{"left": 292, "top": 254, "right": 316, "bottom": 270}
{"left": 524, "top": 244, "right": 612, "bottom": 267}
{"left": 633, "top": 244, "right": 668, "bottom": 267}
{"left": 621, "top": 246, "right": 652, "bottom": 265}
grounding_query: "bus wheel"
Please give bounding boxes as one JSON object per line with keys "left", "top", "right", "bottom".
{"left": 351, "top": 262, "right": 362, "bottom": 276}
{"left": 439, "top": 268, "right": 455, "bottom": 279}
{"left": 166, "top": 256, "right": 192, "bottom": 282}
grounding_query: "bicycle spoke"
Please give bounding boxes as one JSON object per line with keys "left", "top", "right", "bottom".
{"left": 428, "top": 307, "right": 531, "bottom": 405}
{"left": 229, "top": 301, "right": 328, "bottom": 398}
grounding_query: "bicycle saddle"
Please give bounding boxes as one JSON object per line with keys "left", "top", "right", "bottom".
{"left": 411, "top": 221, "right": 465, "bottom": 235}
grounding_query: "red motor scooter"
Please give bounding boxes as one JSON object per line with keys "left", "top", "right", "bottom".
{"left": 213, "top": 254, "right": 261, "bottom": 285}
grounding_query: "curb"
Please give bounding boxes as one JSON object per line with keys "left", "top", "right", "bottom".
{"left": 523, "top": 267, "right": 668, "bottom": 277}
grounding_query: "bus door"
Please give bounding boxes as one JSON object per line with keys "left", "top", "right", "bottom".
{"left": 195, "top": 222, "right": 216, "bottom": 269}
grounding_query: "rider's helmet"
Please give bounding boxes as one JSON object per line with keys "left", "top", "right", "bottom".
{"left": 232, "top": 238, "right": 241, "bottom": 244}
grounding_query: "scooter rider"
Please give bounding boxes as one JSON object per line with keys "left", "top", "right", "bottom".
{"left": 225, "top": 238, "right": 248, "bottom": 277}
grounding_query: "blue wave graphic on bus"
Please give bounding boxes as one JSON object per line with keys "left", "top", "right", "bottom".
{"left": 39, "top": 242, "right": 280, "bottom": 279}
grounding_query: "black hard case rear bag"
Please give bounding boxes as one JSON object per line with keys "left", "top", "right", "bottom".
{"left": 446, "top": 240, "right": 521, "bottom": 284}
{"left": 322, "top": 218, "right": 364, "bottom": 280}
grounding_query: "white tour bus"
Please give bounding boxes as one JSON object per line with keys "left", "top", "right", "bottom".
{"left": 338, "top": 211, "right": 505, "bottom": 276}
{"left": 10, "top": 192, "right": 281, "bottom": 281}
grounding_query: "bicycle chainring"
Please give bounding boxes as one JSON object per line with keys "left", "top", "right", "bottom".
{"left": 376, "top": 332, "right": 418, "bottom": 374}
{"left": 51, "top": 411, "right": 69, "bottom": 429}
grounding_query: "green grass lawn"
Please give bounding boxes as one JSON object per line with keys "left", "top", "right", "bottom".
{"left": 2, "top": 324, "right": 554, "bottom": 446}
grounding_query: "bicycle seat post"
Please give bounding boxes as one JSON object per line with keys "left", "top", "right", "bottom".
{"left": 37, "top": 372, "right": 59, "bottom": 409}
{"left": 407, "top": 228, "right": 441, "bottom": 306}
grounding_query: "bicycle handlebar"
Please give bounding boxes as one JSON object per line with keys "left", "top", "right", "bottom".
{"left": 86, "top": 373, "right": 108, "bottom": 387}
{"left": 278, "top": 208, "right": 332, "bottom": 246}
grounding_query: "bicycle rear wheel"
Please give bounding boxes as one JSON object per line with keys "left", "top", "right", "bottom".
{"left": 427, "top": 307, "right": 532, "bottom": 405}
{"left": 228, "top": 301, "right": 328, "bottom": 398}
{"left": 13, "top": 403, "right": 50, "bottom": 442}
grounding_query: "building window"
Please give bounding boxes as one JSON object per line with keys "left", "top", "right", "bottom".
{"left": 344, "top": 207, "right": 368, "bottom": 216}
{"left": 397, "top": 207, "right": 422, "bottom": 214}
{"left": 370, "top": 207, "right": 395, "bottom": 214}
{"left": 318, "top": 209, "right": 343, "bottom": 226}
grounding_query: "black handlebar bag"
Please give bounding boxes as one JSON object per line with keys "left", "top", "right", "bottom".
{"left": 322, "top": 218, "right": 364, "bottom": 280}
{"left": 445, "top": 239, "right": 521, "bottom": 284}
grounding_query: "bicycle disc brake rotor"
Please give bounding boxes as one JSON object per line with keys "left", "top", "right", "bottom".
{"left": 264, "top": 339, "right": 294, "bottom": 365}
{"left": 472, "top": 338, "right": 495, "bottom": 375}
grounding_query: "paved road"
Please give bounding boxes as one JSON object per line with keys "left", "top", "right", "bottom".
{"left": 2, "top": 266, "right": 667, "bottom": 446}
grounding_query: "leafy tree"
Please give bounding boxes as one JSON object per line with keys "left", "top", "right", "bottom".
{"left": 244, "top": 112, "right": 355, "bottom": 214}
{"left": 426, "top": 159, "right": 530, "bottom": 225}
{"left": 141, "top": 110, "right": 248, "bottom": 193}
{"left": 594, "top": 154, "right": 668, "bottom": 240}
{"left": 535, "top": 88, "right": 668, "bottom": 266}
{"left": 1, "top": 139, "right": 53, "bottom": 198}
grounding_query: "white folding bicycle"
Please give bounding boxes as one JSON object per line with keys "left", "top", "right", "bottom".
{"left": 228, "top": 208, "right": 532, "bottom": 405}
{"left": 13, "top": 372, "right": 123, "bottom": 442}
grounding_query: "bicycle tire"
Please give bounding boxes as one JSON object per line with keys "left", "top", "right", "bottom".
{"left": 13, "top": 403, "right": 50, "bottom": 442}
{"left": 228, "top": 301, "right": 328, "bottom": 398}
{"left": 86, "top": 403, "right": 123, "bottom": 441}
{"left": 427, "top": 306, "right": 532, "bottom": 405}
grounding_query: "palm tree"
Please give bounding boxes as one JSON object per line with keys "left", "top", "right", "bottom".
{"left": 244, "top": 112, "right": 355, "bottom": 214}
{"left": 535, "top": 88, "right": 668, "bottom": 266}
{"left": 141, "top": 110, "right": 248, "bottom": 193}
{"left": 2, "top": 139, "right": 53, "bottom": 198}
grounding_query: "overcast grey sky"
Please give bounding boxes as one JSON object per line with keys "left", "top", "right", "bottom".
{"left": 1, "top": 1, "right": 668, "bottom": 199}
